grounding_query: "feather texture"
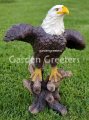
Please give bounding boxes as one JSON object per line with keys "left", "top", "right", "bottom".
{"left": 64, "top": 29, "right": 85, "bottom": 50}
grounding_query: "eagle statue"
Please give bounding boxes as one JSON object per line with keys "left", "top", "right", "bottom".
{"left": 4, "top": 5, "right": 85, "bottom": 83}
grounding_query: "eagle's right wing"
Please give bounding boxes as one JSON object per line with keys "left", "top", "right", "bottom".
{"left": 4, "top": 24, "right": 37, "bottom": 44}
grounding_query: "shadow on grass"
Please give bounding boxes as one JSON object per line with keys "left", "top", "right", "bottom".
{"left": 0, "top": 0, "right": 16, "bottom": 3}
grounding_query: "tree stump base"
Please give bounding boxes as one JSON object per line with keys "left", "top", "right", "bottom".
{"left": 23, "top": 64, "right": 72, "bottom": 116}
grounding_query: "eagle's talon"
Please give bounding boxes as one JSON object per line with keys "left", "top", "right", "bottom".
{"left": 49, "top": 67, "right": 62, "bottom": 82}
{"left": 31, "top": 68, "right": 42, "bottom": 82}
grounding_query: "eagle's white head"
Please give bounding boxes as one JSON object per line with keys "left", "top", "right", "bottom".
{"left": 41, "top": 5, "right": 69, "bottom": 35}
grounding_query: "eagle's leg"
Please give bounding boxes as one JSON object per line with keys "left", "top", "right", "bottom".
{"left": 47, "top": 57, "right": 62, "bottom": 92}
{"left": 49, "top": 66, "right": 62, "bottom": 82}
{"left": 30, "top": 54, "right": 44, "bottom": 94}
{"left": 31, "top": 68, "right": 42, "bottom": 82}
{"left": 30, "top": 68, "right": 42, "bottom": 94}
{"left": 31, "top": 54, "right": 44, "bottom": 82}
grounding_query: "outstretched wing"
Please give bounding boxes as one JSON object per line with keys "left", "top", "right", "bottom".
{"left": 65, "top": 29, "right": 85, "bottom": 50}
{"left": 4, "top": 24, "right": 37, "bottom": 44}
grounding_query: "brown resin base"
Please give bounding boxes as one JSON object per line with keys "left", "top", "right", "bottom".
{"left": 23, "top": 64, "right": 72, "bottom": 116}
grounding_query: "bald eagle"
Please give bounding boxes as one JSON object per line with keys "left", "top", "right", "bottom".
{"left": 4, "top": 5, "right": 85, "bottom": 82}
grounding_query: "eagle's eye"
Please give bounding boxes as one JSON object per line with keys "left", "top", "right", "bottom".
{"left": 55, "top": 8, "right": 59, "bottom": 11}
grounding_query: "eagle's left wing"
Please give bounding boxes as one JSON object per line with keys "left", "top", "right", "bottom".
{"left": 64, "top": 29, "right": 86, "bottom": 50}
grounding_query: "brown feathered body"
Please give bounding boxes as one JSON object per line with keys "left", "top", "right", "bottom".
{"left": 4, "top": 24, "right": 85, "bottom": 68}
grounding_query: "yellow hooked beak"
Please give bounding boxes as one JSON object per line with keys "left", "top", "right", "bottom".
{"left": 57, "top": 6, "right": 69, "bottom": 15}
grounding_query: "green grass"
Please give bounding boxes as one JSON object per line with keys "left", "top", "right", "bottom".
{"left": 0, "top": 0, "right": 89, "bottom": 120}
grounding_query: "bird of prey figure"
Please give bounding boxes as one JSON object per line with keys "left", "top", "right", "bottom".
{"left": 4, "top": 5, "right": 85, "bottom": 83}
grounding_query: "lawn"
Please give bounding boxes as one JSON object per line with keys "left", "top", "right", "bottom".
{"left": 0, "top": 0, "right": 89, "bottom": 120}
